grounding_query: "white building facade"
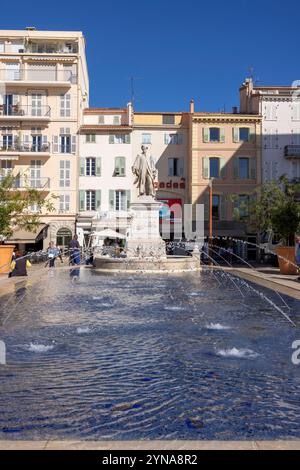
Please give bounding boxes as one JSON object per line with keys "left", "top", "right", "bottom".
{"left": 77, "top": 104, "right": 134, "bottom": 239}
{"left": 240, "top": 78, "right": 300, "bottom": 183}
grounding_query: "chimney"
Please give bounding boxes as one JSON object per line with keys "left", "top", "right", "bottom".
{"left": 232, "top": 106, "right": 238, "bottom": 114}
{"left": 189, "top": 99, "right": 194, "bottom": 113}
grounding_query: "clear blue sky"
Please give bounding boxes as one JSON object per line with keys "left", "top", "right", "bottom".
{"left": 1, "top": 0, "right": 300, "bottom": 112}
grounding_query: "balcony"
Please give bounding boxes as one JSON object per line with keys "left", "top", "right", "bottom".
{"left": 284, "top": 145, "right": 300, "bottom": 158}
{"left": 0, "top": 68, "right": 77, "bottom": 86}
{"left": 14, "top": 177, "right": 50, "bottom": 190}
{"left": 0, "top": 105, "right": 51, "bottom": 121}
{"left": 24, "top": 43, "right": 78, "bottom": 54}
{"left": 0, "top": 143, "right": 51, "bottom": 156}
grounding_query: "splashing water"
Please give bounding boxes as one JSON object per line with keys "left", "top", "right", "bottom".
{"left": 76, "top": 327, "right": 91, "bottom": 334}
{"left": 206, "top": 323, "right": 231, "bottom": 330}
{"left": 27, "top": 343, "right": 54, "bottom": 353}
{"left": 217, "top": 347, "right": 259, "bottom": 359}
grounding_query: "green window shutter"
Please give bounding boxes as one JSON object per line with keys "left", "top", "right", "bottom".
{"left": 220, "top": 194, "right": 226, "bottom": 220}
{"left": 96, "top": 157, "right": 101, "bottom": 176}
{"left": 250, "top": 157, "right": 257, "bottom": 180}
{"left": 109, "top": 134, "right": 114, "bottom": 144}
{"left": 249, "top": 128, "right": 256, "bottom": 144}
{"left": 203, "top": 128, "right": 209, "bottom": 143}
{"left": 203, "top": 157, "right": 209, "bottom": 179}
{"left": 95, "top": 190, "right": 101, "bottom": 209}
{"left": 233, "top": 157, "right": 239, "bottom": 179}
{"left": 120, "top": 157, "right": 126, "bottom": 176}
{"left": 125, "top": 134, "right": 130, "bottom": 144}
{"left": 220, "top": 157, "right": 226, "bottom": 178}
{"left": 79, "top": 191, "right": 85, "bottom": 211}
{"left": 233, "top": 127, "right": 240, "bottom": 143}
{"left": 178, "top": 158, "right": 184, "bottom": 176}
{"left": 204, "top": 192, "right": 209, "bottom": 221}
{"left": 220, "top": 128, "right": 225, "bottom": 143}
{"left": 109, "top": 190, "right": 115, "bottom": 210}
{"left": 80, "top": 158, "right": 85, "bottom": 176}
{"left": 126, "top": 190, "right": 131, "bottom": 210}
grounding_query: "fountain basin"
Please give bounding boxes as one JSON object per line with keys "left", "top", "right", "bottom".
{"left": 93, "top": 255, "right": 201, "bottom": 273}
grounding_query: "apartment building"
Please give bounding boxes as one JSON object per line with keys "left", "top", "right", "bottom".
{"left": 133, "top": 111, "right": 189, "bottom": 239}
{"left": 77, "top": 104, "right": 133, "bottom": 239}
{"left": 240, "top": 77, "right": 300, "bottom": 183}
{"left": 188, "top": 101, "right": 261, "bottom": 258}
{"left": 0, "top": 28, "right": 89, "bottom": 250}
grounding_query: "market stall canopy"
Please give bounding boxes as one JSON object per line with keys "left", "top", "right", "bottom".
{"left": 5, "top": 224, "right": 48, "bottom": 244}
{"left": 91, "top": 229, "right": 126, "bottom": 239}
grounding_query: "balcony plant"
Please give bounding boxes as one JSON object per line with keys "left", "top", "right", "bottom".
{"left": 250, "top": 175, "right": 300, "bottom": 274}
{"left": 0, "top": 173, "right": 55, "bottom": 273}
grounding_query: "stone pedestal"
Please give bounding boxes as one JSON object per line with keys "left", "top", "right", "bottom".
{"left": 127, "top": 196, "right": 166, "bottom": 258}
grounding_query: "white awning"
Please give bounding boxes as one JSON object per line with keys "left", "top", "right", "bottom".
{"left": 0, "top": 155, "right": 19, "bottom": 160}
{"left": 90, "top": 229, "right": 126, "bottom": 239}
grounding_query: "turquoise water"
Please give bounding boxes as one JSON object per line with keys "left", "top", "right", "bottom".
{"left": 0, "top": 268, "right": 299, "bottom": 440}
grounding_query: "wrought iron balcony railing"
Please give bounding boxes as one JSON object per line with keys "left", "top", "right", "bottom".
{"left": 13, "top": 177, "right": 50, "bottom": 189}
{"left": 0, "top": 68, "right": 77, "bottom": 83}
{"left": 0, "top": 143, "right": 51, "bottom": 153}
{"left": 0, "top": 105, "right": 51, "bottom": 118}
{"left": 284, "top": 145, "right": 300, "bottom": 157}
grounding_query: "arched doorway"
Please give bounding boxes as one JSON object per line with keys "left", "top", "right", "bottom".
{"left": 56, "top": 227, "right": 72, "bottom": 251}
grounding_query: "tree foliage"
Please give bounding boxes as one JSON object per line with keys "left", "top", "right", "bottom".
{"left": 0, "top": 173, "right": 56, "bottom": 240}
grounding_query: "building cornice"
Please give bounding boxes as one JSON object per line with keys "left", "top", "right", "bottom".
{"left": 79, "top": 125, "right": 132, "bottom": 133}
{"left": 192, "top": 114, "right": 261, "bottom": 124}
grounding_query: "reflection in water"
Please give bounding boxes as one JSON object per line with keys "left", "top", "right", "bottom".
{"left": 0, "top": 269, "right": 299, "bottom": 441}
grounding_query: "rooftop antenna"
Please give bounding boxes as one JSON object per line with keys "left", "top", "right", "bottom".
{"left": 248, "top": 66, "right": 260, "bottom": 85}
{"left": 128, "top": 76, "right": 143, "bottom": 108}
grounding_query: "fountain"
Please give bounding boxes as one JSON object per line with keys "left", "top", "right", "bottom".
{"left": 93, "top": 145, "right": 200, "bottom": 273}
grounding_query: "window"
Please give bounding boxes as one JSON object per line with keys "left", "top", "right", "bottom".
{"left": 109, "top": 134, "right": 131, "bottom": 144}
{"left": 86, "top": 134, "right": 96, "bottom": 143}
{"left": 264, "top": 128, "right": 278, "bottom": 149}
{"left": 168, "top": 158, "right": 184, "bottom": 177}
{"left": 292, "top": 103, "right": 300, "bottom": 121}
{"left": 209, "top": 128, "right": 220, "bottom": 142}
{"left": 264, "top": 103, "right": 278, "bottom": 121}
{"left": 2, "top": 135, "right": 13, "bottom": 149}
{"left": 212, "top": 195, "right": 220, "bottom": 220}
{"left": 98, "top": 115, "right": 105, "bottom": 124}
{"left": 60, "top": 94, "right": 71, "bottom": 117}
{"left": 113, "top": 115, "right": 121, "bottom": 125}
{"left": 79, "top": 190, "right": 101, "bottom": 211}
{"left": 239, "top": 158, "right": 249, "bottom": 179}
{"left": 202, "top": 157, "right": 226, "bottom": 179}
{"left": 59, "top": 160, "right": 71, "bottom": 187}
{"left": 0, "top": 160, "right": 13, "bottom": 179}
{"left": 237, "top": 195, "right": 250, "bottom": 219}
{"left": 164, "top": 133, "right": 182, "bottom": 145}
{"left": 59, "top": 194, "right": 70, "bottom": 212}
{"left": 86, "top": 157, "right": 96, "bottom": 176}
{"left": 115, "top": 190, "right": 127, "bottom": 211}
{"left": 60, "top": 135, "right": 71, "bottom": 153}
{"left": 114, "top": 157, "right": 126, "bottom": 176}
{"left": 239, "top": 127, "right": 250, "bottom": 142}
{"left": 31, "top": 93, "right": 43, "bottom": 117}
{"left": 80, "top": 157, "right": 101, "bottom": 176}
{"left": 30, "top": 160, "right": 41, "bottom": 188}
{"left": 109, "top": 190, "right": 130, "bottom": 211}
{"left": 86, "top": 190, "right": 96, "bottom": 211}
{"left": 162, "top": 115, "right": 175, "bottom": 125}
{"left": 209, "top": 157, "right": 220, "bottom": 178}
{"left": 142, "top": 133, "right": 152, "bottom": 144}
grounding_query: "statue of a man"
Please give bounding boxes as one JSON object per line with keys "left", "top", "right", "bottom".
{"left": 132, "top": 145, "right": 157, "bottom": 197}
